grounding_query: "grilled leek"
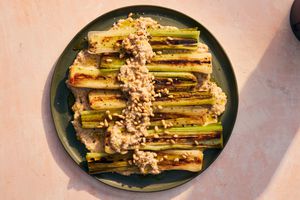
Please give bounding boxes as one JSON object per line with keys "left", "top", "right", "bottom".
{"left": 100, "top": 52, "right": 212, "bottom": 73}
{"left": 80, "top": 108, "right": 217, "bottom": 129}
{"left": 80, "top": 105, "right": 209, "bottom": 117}
{"left": 88, "top": 29, "right": 200, "bottom": 54}
{"left": 68, "top": 65, "right": 198, "bottom": 90}
{"left": 104, "top": 123, "right": 223, "bottom": 153}
{"left": 86, "top": 149, "right": 203, "bottom": 174}
{"left": 88, "top": 90, "right": 215, "bottom": 110}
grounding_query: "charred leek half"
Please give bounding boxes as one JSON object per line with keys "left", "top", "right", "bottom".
{"left": 104, "top": 123, "right": 223, "bottom": 153}
{"left": 100, "top": 52, "right": 212, "bottom": 74}
{"left": 88, "top": 29, "right": 200, "bottom": 54}
{"left": 80, "top": 106, "right": 217, "bottom": 129}
{"left": 88, "top": 90, "right": 215, "bottom": 110}
{"left": 68, "top": 65, "right": 198, "bottom": 90}
{"left": 86, "top": 150, "right": 203, "bottom": 174}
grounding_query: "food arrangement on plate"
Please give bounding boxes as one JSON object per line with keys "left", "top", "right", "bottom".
{"left": 66, "top": 14, "right": 227, "bottom": 175}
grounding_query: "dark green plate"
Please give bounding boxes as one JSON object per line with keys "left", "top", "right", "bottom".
{"left": 50, "top": 5, "right": 238, "bottom": 192}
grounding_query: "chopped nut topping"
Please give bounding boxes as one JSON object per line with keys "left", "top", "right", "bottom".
{"left": 174, "top": 158, "right": 179, "bottom": 162}
{"left": 167, "top": 78, "right": 173, "bottom": 83}
{"left": 115, "top": 114, "right": 125, "bottom": 119}
{"left": 183, "top": 152, "right": 191, "bottom": 158}
{"left": 154, "top": 93, "right": 162, "bottom": 97}
{"left": 133, "top": 150, "right": 160, "bottom": 174}
{"left": 161, "top": 120, "right": 166, "bottom": 127}
{"left": 106, "top": 58, "right": 113, "bottom": 63}
{"left": 128, "top": 160, "right": 133, "bottom": 165}
{"left": 162, "top": 88, "right": 169, "bottom": 94}
{"left": 116, "top": 121, "right": 123, "bottom": 126}
{"left": 128, "top": 17, "right": 133, "bottom": 22}
{"left": 157, "top": 105, "right": 163, "bottom": 110}
{"left": 104, "top": 119, "right": 109, "bottom": 127}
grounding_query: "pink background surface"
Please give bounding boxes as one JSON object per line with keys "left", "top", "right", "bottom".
{"left": 1, "top": 0, "right": 300, "bottom": 199}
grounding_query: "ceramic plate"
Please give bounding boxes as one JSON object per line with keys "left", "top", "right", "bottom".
{"left": 50, "top": 5, "right": 238, "bottom": 192}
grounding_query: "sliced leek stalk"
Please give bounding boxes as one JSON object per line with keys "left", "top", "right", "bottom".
{"left": 88, "top": 29, "right": 200, "bottom": 54}
{"left": 86, "top": 149, "right": 203, "bottom": 174}
{"left": 68, "top": 65, "right": 198, "bottom": 90}
{"left": 104, "top": 123, "right": 223, "bottom": 153}
{"left": 88, "top": 90, "right": 215, "bottom": 110}
{"left": 100, "top": 52, "right": 212, "bottom": 73}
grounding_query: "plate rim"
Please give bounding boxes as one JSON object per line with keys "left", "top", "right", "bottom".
{"left": 50, "top": 4, "right": 239, "bottom": 192}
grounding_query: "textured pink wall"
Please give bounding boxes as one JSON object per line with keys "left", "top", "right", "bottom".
{"left": 0, "top": 0, "right": 299, "bottom": 199}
